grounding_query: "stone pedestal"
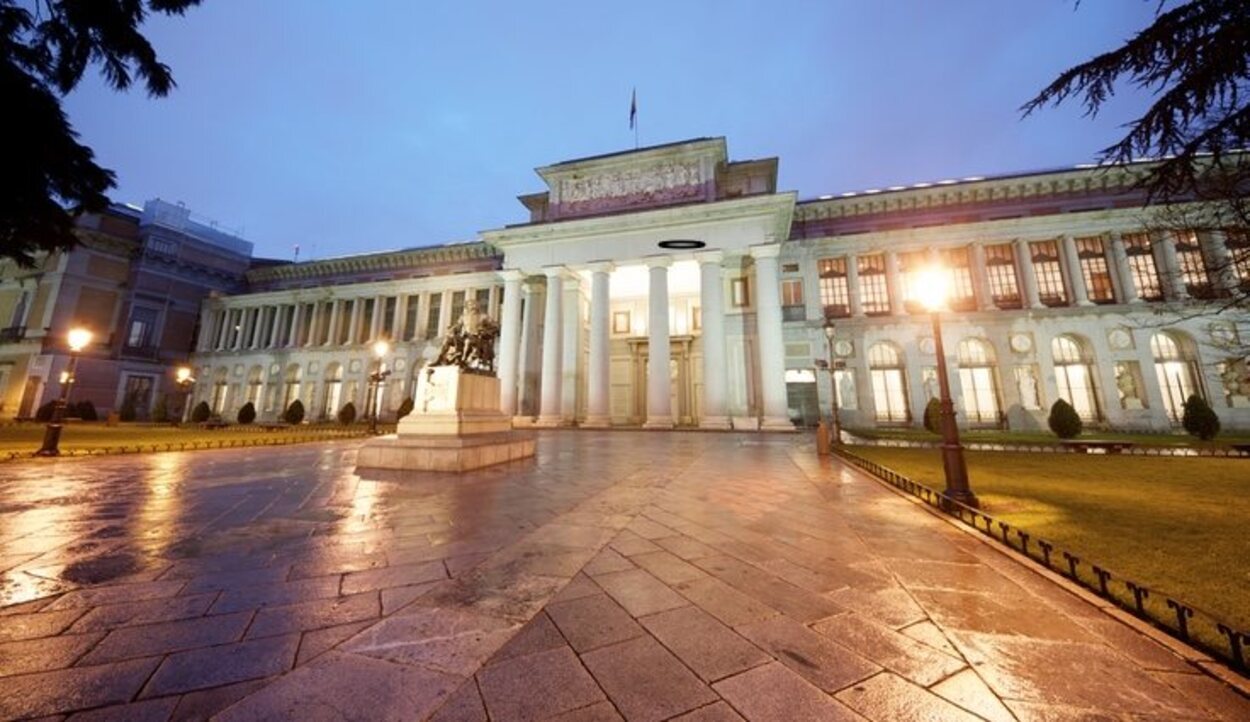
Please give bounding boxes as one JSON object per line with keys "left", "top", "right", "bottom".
{"left": 357, "top": 366, "right": 535, "bottom": 472}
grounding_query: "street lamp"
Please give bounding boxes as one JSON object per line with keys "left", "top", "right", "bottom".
{"left": 367, "top": 340, "right": 392, "bottom": 434}
{"left": 822, "top": 319, "right": 843, "bottom": 447}
{"left": 175, "top": 366, "right": 195, "bottom": 424}
{"left": 913, "top": 268, "right": 979, "bottom": 509}
{"left": 36, "top": 327, "right": 93, "bottom": 456}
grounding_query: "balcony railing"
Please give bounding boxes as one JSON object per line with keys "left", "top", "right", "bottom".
{"left": 0, "top": 326, "right": 26, "bottom": 343}
{"left": 121, "top": 344, "right": 162, "bottom": 360}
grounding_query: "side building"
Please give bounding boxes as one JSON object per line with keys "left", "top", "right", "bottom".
{"left": 188, "top": 137, "right": 1250, "bottom": 432}
{"left": 0, "top": 200, "right": 254, "bottom": 420}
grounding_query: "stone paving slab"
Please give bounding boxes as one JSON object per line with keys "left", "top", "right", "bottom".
{"left": 0, "top": 432, "right": 1246, "bottom": 720}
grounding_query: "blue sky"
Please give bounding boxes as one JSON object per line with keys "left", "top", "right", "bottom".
{"left": 63, "top": 0, "right": 1163, "bottom": 261}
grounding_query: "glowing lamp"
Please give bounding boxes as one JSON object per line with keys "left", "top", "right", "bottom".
{"left": 67, "top": 328, "right": 93, "bottom": 352}
{"left": 176, "top": 367, "right": 194, "bottom": 384}
{"left": 912, "top": 267, "right": 950, "bottom": 312}
{"left": 373, "top": 340, "right": 390, "bottom": 358}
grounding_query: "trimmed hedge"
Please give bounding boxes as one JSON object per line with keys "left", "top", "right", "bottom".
{"left": 284, "top": 399, "right": 306, "bottom": 425}
{"left": 190, "top": 401, "right": 212, "bottom": 423}
{"left": 1048, "top": 399, "right": 1083, "bottom": 439}
{"left": 337, "top": 402, "right": 357, "bottom": 425}
{"left": 1182, "top": 394, "right": 1220, "bottom": 441}
{"left": 922, "top": 397, "right": 942, "bottom": 434}
{"left": 237, "top": 402, "right": 257, "bottom": 425}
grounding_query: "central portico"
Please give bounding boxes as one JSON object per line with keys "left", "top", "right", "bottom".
{"left": 484, "top": 138, "right": 797, "bottom": 430}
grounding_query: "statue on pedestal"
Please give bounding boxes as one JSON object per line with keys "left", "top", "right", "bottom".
{"left": 434, "top": 300, "right": 500, "bottom": 375}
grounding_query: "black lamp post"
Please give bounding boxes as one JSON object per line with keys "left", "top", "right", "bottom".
{"left": 368, "top": 340, "right": 391, "bottom": 434}
{"left": 36, "top": 327, "right": 93, "bottom": 457}
{"left": 917, "top": 269, "right": 978, "bottom": 509}
{"left": 822, "top": 319, "right": 842, "bottom": 446}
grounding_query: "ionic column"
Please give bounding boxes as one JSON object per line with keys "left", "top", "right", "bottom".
{"left": 304, "top": 303, "right": 320, "bottom": 347}
{"left": 699, "top": 252, "right": 730, "bottom": 429}
{"left": 584, "top": 263, "right": 613, "bottom": 427}
{"left": 970, "top": 243, "right": 992, "bottom": 310}
{"left": 1154, "top": 231, "right": 1187, "bottom": 300}
{"left": 536, "top": 268, "right": 566, "bottom": 426}
{"left": 886, "top": 251, "right": 905, "bottom": 315}
{"left": 1016, "top": 238, "right": 1042, "bottom": 309}
{"left": 288, "top": 304, "right": 304, "bottom": 347}
{"left": 369, "top": 296, "right": 385, "bottom": 341}
{"left": 1061, "top": 234, "right": 1092, "bottom": 306}
{"left": 1202, "top": 230, "right": 1239, "bottom": 295}
{"left": 392, "top": 295, "right": 407, "bottom": 340}
{"left": 1108, "top": 232, "right": 1137, "bottom": 303}
{"left": 516, "top": 282, "right": 539, "bottom": 417}
{"left": 752, "top": 244, "right": 792, "bottom": 429}
{"left": 232, "top": 309, "right": 245, "bottom": 350}
{"left": 643, "top": 257, "right": 673, "bottom": 428}
{"left": 497, "top": 270, "right": 524, "bottom": 416}
{"left": 267, "top": 307, "right": 283, "bottom": 348}
{"left": 846, "top": 253, "right": 863, "bottom": 317}
{"left": 196, "top": 307, "right": 213, "bottom": 351}
{"left": 348, "top": 299, "right": 364, "bottom": 344}
{"left": 325, "top": 301, "right": 341, "bottom": 346}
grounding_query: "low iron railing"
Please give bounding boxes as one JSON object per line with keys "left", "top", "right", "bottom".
{"left": 2, "top": 425, "right": 388, "bottom": 462}
{"left": 847, "top": 433, "right": 1250, "bottom": 459}
{"left": 832, "top": 444, "right": 1249, "bottom": 673}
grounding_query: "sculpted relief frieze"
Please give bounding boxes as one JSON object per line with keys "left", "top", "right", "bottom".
{"left": 557, "top": 160, "right": 704, "bottom": 212}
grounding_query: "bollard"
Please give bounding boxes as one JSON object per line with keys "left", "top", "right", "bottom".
{"left": 816, "top": 421, "right": 831, "bottom": 456}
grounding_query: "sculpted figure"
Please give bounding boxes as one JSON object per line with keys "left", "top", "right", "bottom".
{"left": 1115, "top": 365, "right": 1139, "bottom": 400}
{"left": 433, "top": 300, "right": 500, "bottom": 375}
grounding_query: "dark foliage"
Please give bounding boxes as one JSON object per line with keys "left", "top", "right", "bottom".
{"left": 75, "top": 399, "right": 97, "bottom": 421}
{"left": 118, "top": 392, "right": 138, "bottom": 422}
{"left": 151, "top": 394, "right": 168, "bottom": 423}
{"left": 237, "top": 401, "right": 256, "bottom": 424}
{"left": 1182, "top": 393, "right": 1222, "bottom": 440}
{"left": 284, "top": 399, "right": 305, "bottom": 425}
{"left": 396, "top": 397, "right": 414, "bottom": 420}
{"left": 922, "top": 397, "right": 942, "bottom": 434}
{"left": 190, "top": 400, "right": 211, "bottom": 423}
{"left": 1048, "top": 399, "right": 1084, "bottom": 439}
{"left": 1, "top": 0, "right": 200, "bottom": 266}
{"left": 35, "top": 399, "right": 55, "bottom": 421}
{"left": 337, "top": 401, "right": 357, "bottom": 425}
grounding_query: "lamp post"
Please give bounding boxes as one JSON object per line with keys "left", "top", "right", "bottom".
{"left": 368, "top": 340, "right": 391, "bottom": 434}
{"left": 175, "top": 366, "right": 195, "bottom": 424}
{"left": 36, "top": 327, "right": 93, "bottom": 457}
{"left": 822, "top": 319, "right": 842, "bottom": 447}
{"left": 914, "top": 269, "right": 978, "bottom": 509}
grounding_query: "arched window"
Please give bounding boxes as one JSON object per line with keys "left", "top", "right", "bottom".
{"left": 282, "top": 364, "right": 302, "bottom": 411}
{"left": 1151, "top": 332, "right": 1202, "bottom": 422}
{"left": 211, "top": 367, "right": 229, "bottom": 414}
{"left": 1052, "top": 335, "right": 1101, "bottom": 420}
{"left": 245, "top": 366, "right": 265, "bottom": 406}
{"left": 322, "top": 363, "right": 343, "bottom": 418}
{"left": 957, "top": 339, "right": 1001, "bottom": 425}
{"left": 868, "top": 342, "right": 910, "bottom": 423}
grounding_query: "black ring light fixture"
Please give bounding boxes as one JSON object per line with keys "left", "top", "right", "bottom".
{"left": 657, "top": 239, "right": 706, "bottom": 250}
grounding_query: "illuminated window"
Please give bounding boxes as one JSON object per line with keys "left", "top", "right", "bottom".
{"left": 1151, "top": 332, "right": 1202, "bottom": 423}
{"left": 358, "top": 299, "right": 374, "bottom": 344}
{"left": 984, "top": 244, "right": 1021, "bottom": 309}
{"left": 957, "top": 339, "right": 1000, "bottom": 424}
{"left": 1075, "top": 237, "right": 1115, "bottom": 304}
{"left": 1175, "top": 231, "right": 1212, "bottom": 296}
{"left": 941, "top": 247, "right": 976, "bottom": 310}
{"left": 817, "top": 257, "right": 850, "bottom": 318}
{"left": 1227, "top": 229, "right": 1250, "bottom": 286}
{"left": 868, "top": 342, "right": 910, "bottom": 423}
{"left": 691, "top": 307, "right": 701, "bottom": 331}
{"left": 731, "top": 278, "right": 750, "bottom": 308}
{"left": 1123, "top": 233, "right": 1163, "bottom": 300}
{"left": 126, "top": 307, "right": 158, "bottom": 348}
{"left": 403, "top": 295, "right": 420, "bottom": 340}
{"left": 450, "top": 291, "right": 466, "bottom": 326}
{"left": 898, "top": 251, "right": 929, "bottom": 306}
{"left": 1052, "top": 335, "right": 1100, "bottom": 421}
{"left": 612, "top": 310, "right": 631, "bottom": 334}
{"left": 858, "top": 254, "right": 891, "bottom": 316}
{"left": 781, "top": 279, "right": 805, "bottom": 321}
{"left": 425, "top": 293, "right": 442, "bottom": 340}
{"left": 1030, "top": 241, "right": 1068, "bottom": 306}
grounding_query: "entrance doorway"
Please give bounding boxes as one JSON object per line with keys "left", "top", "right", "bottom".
{"left": 627, "top": 336, "right": 696, "bottom": 426}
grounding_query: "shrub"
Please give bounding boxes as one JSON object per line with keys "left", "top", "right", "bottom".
{"left": 1182, "top": 394, "right": 1220, "bottom": 441}
{"left": 1048, "top": 399, "right": 1083, "bottom": 439}
{"left": 75, "top": 400, "right": 98, "bottom": 421}
{"left": 284, "top": 399, "right": 306, "bottom": 425}
{"left": 396, "top": 397, "right": 414, "bottom": 421}
{"left": 118, "top": 393, "right": 138, "bottom": 422}
{"left": 35, "top": 400, "right": 56, "bottom": 421}
{"left": 191, "top": 401, "right": 212, "bottom": 423}
{"left": 922, "top": 398, "right": 942, "bottom": 434}
{"left": 151, "top": 395, "right": 169, "bottom": 423}
{"left": 237, "top": 401, "right": 257, "bottom": 424}
{"left": 337, "top": 401, "right": 357, "bottom": 425}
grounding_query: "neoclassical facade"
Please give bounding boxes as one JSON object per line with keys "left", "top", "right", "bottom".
{"left": 189, "top": 138, "right": 1250, "bottom": 432}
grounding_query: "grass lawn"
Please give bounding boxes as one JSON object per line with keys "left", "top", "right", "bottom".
{"left": 849, "top": 446, "right": 1250, "bottom": 637}
{"left": 0, "top": 422, "right": 378, "bottom": 457}
{"left": 848, "top": 426, "right": 1250, "bottom": 448}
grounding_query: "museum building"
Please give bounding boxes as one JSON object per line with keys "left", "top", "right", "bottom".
{"left": 184, "top": 137, "right": 1250, "bottom": 432}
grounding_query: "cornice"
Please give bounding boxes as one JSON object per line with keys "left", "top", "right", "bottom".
{"left": 244, "top": 242, "right": 500, "bottom": 284}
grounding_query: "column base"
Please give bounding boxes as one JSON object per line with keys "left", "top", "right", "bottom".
{"left": 642, "top": 416, "right": 674, "bottom": 429}
{"left": 760, "top": 416, "right": 797, "bottom": 432}
{"left": 511, "top": 415, "right": 536, "bottom": 428}
{"left": 699, "top": 416, "right": 731, "bottom": 430}
{"left": 581, "top": 415, "right": 612, "bottom": 428}
{"left": 533, "top": 415, "right": 569, "bottom": 428}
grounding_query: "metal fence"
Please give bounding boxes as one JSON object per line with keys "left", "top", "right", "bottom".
{"left": 832, "top": 445, "right": 1249, "bottom": 673}
{"left": 848, "top": 435, "right": 1250, "bottom": 458}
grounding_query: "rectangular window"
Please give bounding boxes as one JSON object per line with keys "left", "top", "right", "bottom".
{"left": 336, "top": 301, "right": 353, "bottom": 345}
{"left": 126, "top": 307, "right": 158, "bottom": 348}
{"left": 301, "top": 303, "right": 315, "bottom": 345}
{"left": 691, "top": 306, "right": 701, "bottom": 331}
{"left": 1030, "top": 241, "right": 1068, "bottom": 306}
{"left": 259, "top": 307, "right": 275, "bottom": 347}
{"left": 1076, "top": 237, "right": 1115, "bottom": 304}
{"left": 984, "top": 244, "right": 1021, "bottom": 309}
{"left": 941, "top": 247, "right": 976, "bottom": 310}
{"left": 278, "top": 306, "right": 293, "bottom": 346}
{"left": 1227, "top": 229, "right": 1250, "bottom": 286}
{"left": 122, "top": 375, "right": 155, "bottom": 415}
{"left": 781, "top": 279, "right": 805, "bottom": 321}
{"left": 381, "top": 297, "right": 397, "bottom": 338}
{"left": 451, "top": 291, "right": 466, "bottom": 325}
{"left": 817, "top": 257, "right": 850, "bottom": 317}
{"left": 425, "top": 293, "right": 442, "bottom": 339}
{"left": 1175, "top": 230, "right": 1212, "bottom": 296}
{"left": 898, "top": 251, "right": 929, "bottom": 306}
{"left": 403, "top": 295, "right": 420, "bottom": 340}
{"left": 475, "top": 288, "right": 491, "bottom": 313}
{"left": 858, "top": 254, "right": 891, "bottom": 315}
{"left": 1123, "top": 233, "right": 1163, "bottom": 300}
{"left": 359, "top": 299, "right": 374, "bottom": 343}
{"left": 612, "top": 310, "right": 631, "bottom": 334}
{"left": 730, "top": 278, "right": 750, "bottom": 308}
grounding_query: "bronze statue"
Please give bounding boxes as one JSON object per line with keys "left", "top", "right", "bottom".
{"left": 433, "top": 299, "right": 499, "bottom": 375}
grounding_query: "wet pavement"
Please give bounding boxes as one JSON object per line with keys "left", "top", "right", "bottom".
{"left": 0, "top": 431, "right": 1246, "bottom": 721}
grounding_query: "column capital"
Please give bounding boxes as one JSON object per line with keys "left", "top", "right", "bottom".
{"left": 498, "top": 269, "right": 526, "bottom": 282}
{"left": 696, "top": 250, "right": 724, "bottom": 265}
{"left": 542, "top": 265, "right": 571, "bottom": 279}
{"left": 750, "top": 244, "right": 781, "bottom": 260}
{"left": 643, "top": 254, "right": 672, "bottom": 269}
{"left": 584, "top": 261, "right": 615, "bottom": 274}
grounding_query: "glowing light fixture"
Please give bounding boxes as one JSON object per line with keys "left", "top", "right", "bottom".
{"left": 67, "top": 328, "right": 92, "bottom": 352}
{"left": 373, "top": 340, "right": 390, "bottom": 358}
{"left": 912, "top": 267, "right": 950, "bottom": 312}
